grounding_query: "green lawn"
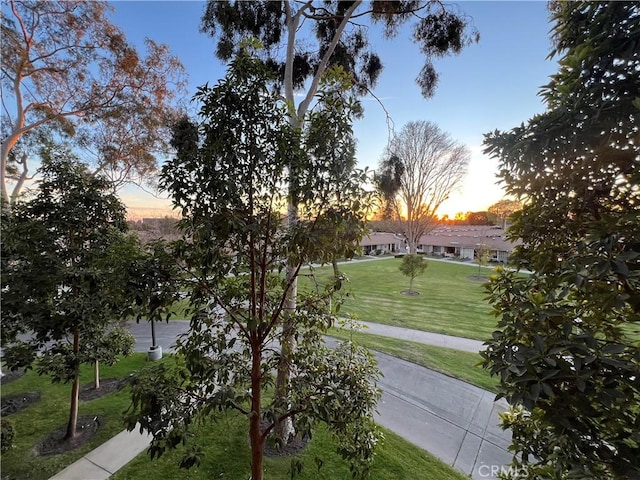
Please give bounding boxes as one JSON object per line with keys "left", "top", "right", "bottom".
{"left": 1, "top": 354, "right": 152, "bottom": 480}
{"left": 1, "top": 352, "right": 472, "bottom": 480}
{"left": 300, "top": 258, "right": 499, "bottom": 340}
{"left": 329, "top": 328, "right": 498, "bottom": 392}
{"left": 113, "top": 409, "right": 468, "bottom": 480}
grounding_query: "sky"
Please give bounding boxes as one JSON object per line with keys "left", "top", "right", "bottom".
{"left": 109, "top": 1, "right": 558, "bottom": 220}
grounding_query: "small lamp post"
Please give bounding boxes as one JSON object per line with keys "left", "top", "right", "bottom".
{"left": 147, "top": 317, "right": 162, "bottom": 361}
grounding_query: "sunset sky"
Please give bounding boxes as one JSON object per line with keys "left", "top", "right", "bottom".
{"left": 110, "top": 1, "right": 558, "bottom": 220}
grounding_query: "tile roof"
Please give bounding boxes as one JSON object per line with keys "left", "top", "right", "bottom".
{"left": 363, "top": 226, "right": 518, "bottom": 252}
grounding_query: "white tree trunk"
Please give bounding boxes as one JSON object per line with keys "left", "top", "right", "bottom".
{"left": 273, "top": 0, "right": 363, "bottom": 444}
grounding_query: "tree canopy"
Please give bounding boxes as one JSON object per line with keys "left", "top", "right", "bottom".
{"left": 487, "top": 199, "right": 522, "bottom": 228}
{"left": 124, "top": 49, "right": 380, "bottom": 480}
{"left": 201, "top": 0, "right": 479, "bottom": 124}
{"left": 1, "top": 151, "right": 136, "bottom": 440}
{"left": 1, "top": 0, "right": 187, "bottom": 204}
{"left": 481, "top": 2, "right": 639, "bottom": 478}
{"left": 399, "top": 253, "right": 428, "bottom": 294}
{"left": 200, "top": 3, "right": 478, "bottom": 440}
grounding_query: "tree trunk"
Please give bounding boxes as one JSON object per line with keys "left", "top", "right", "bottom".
{"left": 330, "top": 258, "right": 341, "bottom": 313}
{"left": 65, "top": 329, "right": 81, "bottom": 440}
{"left": 150, "top": 317, "right": 157, "bottom": 348}
{"left": 0, "top": 124, "right": 21, "bottom": 206}
{"left": 274, "top": 289, "right": 296, "bottom": 443}
{"left": 94, "top": 360, "right": 100, "bottom": 389}
{"left": 273, "top": 108, "right": 299, "bottom": 443}
{"left": 1, "top": 73, "right": 27, "bottom": 206}
{"left": 8, "top": 152, "right": 30, "bottom": 206}
{"left": 250, "top": 340, "right": 264, "bottom": 480}
{"left": 0, "top": 141, "right": 9, "bottom": 205}
{"left": 273, "top": 0, "right": 362, "bottom": 446}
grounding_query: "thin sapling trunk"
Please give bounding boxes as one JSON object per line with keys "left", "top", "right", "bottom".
{"left": 65, "top": 329, "right": 81, "bottom": 440}
{"left": 94, "top": 360, "right": 100, "bottom": 389}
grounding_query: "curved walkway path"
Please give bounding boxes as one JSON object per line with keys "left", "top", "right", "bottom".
{"left": 359, "top": 321, "right": 485, "bottom": 353}
{"left": 50, "top": 320, "right": 511, "bottom": 480}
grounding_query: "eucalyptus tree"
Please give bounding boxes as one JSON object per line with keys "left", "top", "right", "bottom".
{"left": 377, "top": 120, "right": 470, "bottom": 253}
{"left": 0, "top": 151, "right": 136, "bottom": 440}
{"left": 1, "top": 0, "right": 187, "bottom": 205}
{"left": 201, "top": 0, "right": 479, "bottom": 122}
{"left": 201, "top": 1, "right": 478, "bottom": 438}
{"left": 481, "top": 2, "right": 639, "bottom": 478}
{"left": 125, "top": 49, "right": 380, "bottom": 480}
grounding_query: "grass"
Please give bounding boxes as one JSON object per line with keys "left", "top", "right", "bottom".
{"left": 300, "top": 257, "right": 499, "bottom": 340}
{"left": 0, "top": 354, "right": 152, "bottom": 480}
{"left": 329, "top": 327, "right": 499, "bottom": 393}
{"left": 169, "top": 258, "right": 498, "bottom": 342}
{"left": 112, "top": 409, "right": 468, "bottom": 480}
{"left": 2, "top": 351, "right": 474, "bottom": 480}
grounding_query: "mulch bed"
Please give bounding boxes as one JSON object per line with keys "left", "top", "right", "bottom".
{"left": 400, "top": 290, "right": 420, "bottom": 296}
{"left": 37, "top": 415, "right": 103, "bottom": 456}
{"left": 0, "top": 368, "right": 26, "bottom": 385}
{"left": 79, "top": 378, "right": 127, "bottom": 402}
{"left": 1, "top": 391, "right": 41, "bottom": 416}
{"left": 257, "top": 421, "right": 309, "bottom": 457}
{"left": 467, "top": 275, "right": 490, "bottom": 282}
{"left": 264, "top": 434, "right": 309, "bottom": 457}
{"left": 0, "top": 376, "right": 124, "bottom": 418}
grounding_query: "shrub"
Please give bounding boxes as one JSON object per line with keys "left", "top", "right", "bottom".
{"left": 1, "top": 418, "right": 16, "bottom": 452}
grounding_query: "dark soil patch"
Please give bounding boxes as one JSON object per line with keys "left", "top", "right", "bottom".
{"left": 400, "top": 290, "right": 420, "bottom": 296}
{"left": 257, "top": 421, "right": 309, "bottom": 457}
{"left": 467, "top": 275, "right": 490, "bottom": 283}
{"left": 264, "top": 434, "right": 309, "bottom": 457}
{"left": 79, "top": 378, "right": 126, "bottom": 402}
{"left": 0, "top": 368, "right": 26, "bottom": 385}
{"left": 37, "top": 415, "right": 102, "bottom": 456}
{"left": 1, "top": 391, "right": 41, "bottom": 416}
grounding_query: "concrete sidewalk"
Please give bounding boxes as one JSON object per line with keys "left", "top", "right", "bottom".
{"left": 359, "top": 320, "right": 485, "bottom": 353}
{"left": 48, "top": 320, "right": 509, "bottom": 480}
{"left": 127, "top": 318, "right": 486, "bottom": 354}
{"left": 374, "top": 352, "right": 510, "bottom": 480}
{"left": 48, "top": 426, "right": 152, "bottom": 480}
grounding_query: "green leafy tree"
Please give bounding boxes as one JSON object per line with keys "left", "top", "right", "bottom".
{"left": 201, "top": 1, "right": 479, "bottom": 441}
{"left": 481, "top": 2, "right": 639, "bottom": 478}
{"left": 465, "top": 211, "right": 492, "bottom": 226}
{"left": 475, "top": 243, "right": 491, "bottom": 277}
{"left": 124, "top": 238, "right": 185, "bottom": 356}
{"left": 487, "top": 199, "right": 522, "bottom": 229}
{"left": 399, "top": 254, "right": 428, "bottom": 294}
{"left": 1, "top": 0, "right": 187, "bottom": 205}
{"left": 299, "top": 64, "right": 364, "bottom": 307}
{"left": 124, "top": 49, "right": 380, "bottom": 480}
{"left": 1, "top": 151, "right": 136, "bottom": 440}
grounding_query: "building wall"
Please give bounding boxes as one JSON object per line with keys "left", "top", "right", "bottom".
{"left": 460, "top": 247, "right": 475, "bottom": 259}
{"left": 496, "top": 250, "right": 509, "bottom": 262}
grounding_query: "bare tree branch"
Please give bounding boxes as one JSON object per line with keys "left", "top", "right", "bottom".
{"left": 383, "top": 120, "right": 470, "bottom": 253}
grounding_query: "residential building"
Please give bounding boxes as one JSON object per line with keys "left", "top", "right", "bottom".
{"left": 362, "top": 226, "right": 516, "bottom": 263}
